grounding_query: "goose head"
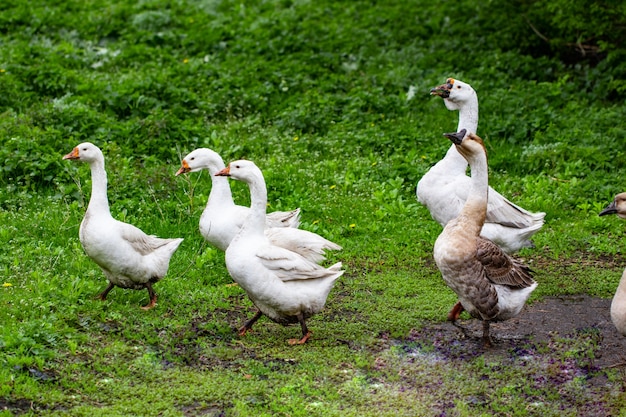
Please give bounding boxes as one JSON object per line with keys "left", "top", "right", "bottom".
{"left": 62, "top": 142, "right": 104, "bottom": 163}
{"left": 430, "top": 78, "right": 477, "bottom": 111}
{"left": 215, "top": 159, "right": 262, "bottom": 185}
{"left": 599, "top": 193, "right": 626, "bottom": 219}
{"left": 176, "top": 148, "right": 226, "bottom": 176}
{"left": 443, "top": 129, "right": 486, "bottom": 161}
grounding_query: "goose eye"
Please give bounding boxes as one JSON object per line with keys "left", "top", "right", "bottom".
{"left": 457, "top": 85, "right": 461, "bottom": 89}
{"left": 190, "top": 157, "right": 195, "bottom": 161}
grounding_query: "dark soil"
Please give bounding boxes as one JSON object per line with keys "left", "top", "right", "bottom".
{"left": 403, "top": 295, "right": 625, "bottom": 368}
{"left": 388, "top": 295, "right": 626, "bottom": 416}
{"left": 496, "top": 294, "right": 624, "bottom": 368}
{"left": 442, "top": 295, "right": 624, "bottom": 368}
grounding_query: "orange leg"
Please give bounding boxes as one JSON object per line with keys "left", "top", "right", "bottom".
{"left": 96, "top": 282, "right": 115, "bottom": 301}
{"left": 288, "top": 313, "right": 312, "bottom": 345}
{"left": 238, "top": 310, "right": 263, "bottom": 336}
{"left": 140, "top": 283, "right": 157, "bottom": 310}
{"left": 288, "top": 331, "right": 312, "bottom": 345}
{"left": 447, "top": 301, "right": 465, "bottom": 322}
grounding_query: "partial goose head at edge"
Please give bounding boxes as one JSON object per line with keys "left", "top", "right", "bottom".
{"left": 599, "top": 193, "right": 626, "bottom": 219}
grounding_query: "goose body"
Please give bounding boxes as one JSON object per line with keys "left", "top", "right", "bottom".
{"left": 599, "top": 193, "right": 626, "bottom": 336}
{"left": 176, "top": 148, "right": 339, "bottom": 263}
{"left": 63, "top": 143, "right": 183, "bottom": 309}
{"left": 433, "top": 130, "right": 537, "bottom": 346}
{"left": 417, "top": 78, "right": 545, "bottom": 253}
{"left": 215, "top": 160, "right": 344, "bottom": 344}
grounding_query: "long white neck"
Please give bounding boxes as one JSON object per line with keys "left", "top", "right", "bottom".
{"left": 442, "top": 97, "right": 480, "bottom": 167}
{"left": 457, "top": 98, "right": 479, "bottom": 134}
{"left": 86, "top": 159, "right": 110, "bottom": 215}
{"left": 207, "top": 162, "right": 236, "bottom": 208}
{"left": 241, "top": 172, "right": 268, "bottom": 236}
{"left": 459, "top": 149, "right": 488, "bottom": 234}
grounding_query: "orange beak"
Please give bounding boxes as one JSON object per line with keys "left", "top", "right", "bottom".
{"left": 62, "top": 147, "right": 80, "bottom": 160}
{"left": 175, "top": 160, "right": 191, "bottom": 176}
{"left": 215, "top": 165, "right": 231, "bottom": 176}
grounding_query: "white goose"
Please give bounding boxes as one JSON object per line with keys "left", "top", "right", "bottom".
{"left": 215, "top": 160, "right": 344, "bottom": 344}
{"left": 176, "top": 148, "right": 339, "bottom": 263}
{"left": 599, "top": 193, "right": 626, "bottom": 336}
{"left": 417, "top": 78, "right": 545, "bottom": 253}
{"left": 63, "top": 142, "right": 183, "bottom": 309}
{"left": 434, "top": 130, "right": 537, "bottom": 347}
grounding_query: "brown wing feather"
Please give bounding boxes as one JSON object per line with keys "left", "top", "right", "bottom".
{"left": 476, "top": 237, "right": 535, "bottom": 288}
{"left": 464, "top": 259, "right": 500, "bottom": 320}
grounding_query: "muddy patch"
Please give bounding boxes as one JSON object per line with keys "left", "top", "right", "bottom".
{"left": 496, "top": 294, "right": 624, "bottom": 368}
{"left": 381, "top": 295, "right": 626, "bottom": 416}
{"left": 401, "top": 295, "right": 624, "bottom": 368}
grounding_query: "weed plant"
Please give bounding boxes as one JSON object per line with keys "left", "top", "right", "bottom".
{"left": 1, "top": 0, "right": 626, "bottom": 415}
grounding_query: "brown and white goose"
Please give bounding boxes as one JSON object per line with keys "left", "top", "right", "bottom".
{"left": 433, "top": 130, "right": 537, "bottom": 347}
{"left": 599, "top": 193, "right": 626, "bottom": 336}
{"left": 418, "top": 78, "right": 545, "bottom": 253}
{"left": 63, "top": 142, "right": 183, "bottom": 309}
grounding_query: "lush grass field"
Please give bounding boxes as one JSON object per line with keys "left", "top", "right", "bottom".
{"left": 1, "top": 0, "right": 626, "bottom": 415}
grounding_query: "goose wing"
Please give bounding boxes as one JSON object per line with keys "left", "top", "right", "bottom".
{"left": 484, "top": 188, "right": 545, "bottom": 228}
{"left": 476, "top": 237, "right": 535, "bottom": 288}
{"left": 265, "top": 227, "right": 342, "bottom": 264}
{"left": 118, "top": 221, "right": 172, "bottom": 255}
{"left": 450, "top": 182, "right": 544, "bottom": 228}
{"left": 266, "top": 207, "right": 301, "bottom": 228}
{"left": 256, "top": 245, "right": 338, "bottom": 282}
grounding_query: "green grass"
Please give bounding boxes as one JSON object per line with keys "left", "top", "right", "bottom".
{"left": 2, "top": 0, "right": 626, "bottom": 415}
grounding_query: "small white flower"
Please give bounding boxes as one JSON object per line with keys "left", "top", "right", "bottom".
{"left": 406, "top": 85, "right": 417, "bottom": 101}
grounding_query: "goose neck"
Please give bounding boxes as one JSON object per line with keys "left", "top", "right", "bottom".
{"left": 209, "top": 167, "right": 236, "bottom": 207}
{"left": 242, "top": 173, "right": 268, "bottom": 235}
{"left": 439, "top": 98, "right": 479, "bottom": 171}
{"left": 457, "top": 99, "right": 479, "bottom": 134}
{"left": 460, "top": 152, "right": 488, "bottom": 230}
{"left": 87, "top": 159, "right": 110, "bottom": 214}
